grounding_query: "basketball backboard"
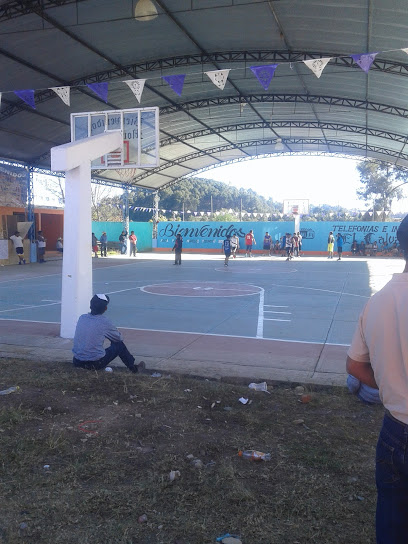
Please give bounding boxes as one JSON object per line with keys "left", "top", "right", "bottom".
{"left": 70, "top": 107, "right": 159, "bottom": 170}
{"left": 283, "top": 199, "right": 309, "bottom": 215}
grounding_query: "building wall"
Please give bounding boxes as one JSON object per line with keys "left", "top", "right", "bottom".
{"left": 0, "top": 206, "right": 63, "bottom": 264}
{"left": 156, "top": 220, "right": 400, "bottom": 253}
{"left": 92, "top": 221, "right": 153, "bottom": 251}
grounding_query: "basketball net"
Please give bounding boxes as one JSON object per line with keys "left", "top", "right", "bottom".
{"left": 117, "top": 168, "right": 138, "bottom": 183}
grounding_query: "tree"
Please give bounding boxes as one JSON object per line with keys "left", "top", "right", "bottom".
{"left": 356, "top": 160, "right": 407, "bottom": 220}
{"left": 36, "top": 174, "right": 65, "bottom": 205}
{"left": 91, "top": 184, "right": 123, "bottom": 221}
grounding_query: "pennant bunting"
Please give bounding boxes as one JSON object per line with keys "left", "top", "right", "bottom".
{"left": 14, "top": 89, "right": 35, "bottom": 109}
{"left": 87, "top": 82, "right": 109, "bottom": 103}
{"left": 205, "top": 69, "right": 230, "bottom": 90}
{"left": 162, "top": 74, "right": 185, "bottom": 96}
{"left": 303, "top": 57, "right": 332, "bottom": 78}
{"left": 124, "top": 79, "right": 146, "bottom": 103}
{"left": 250, "top": 64, "right": 278, "bottom": 90}
{"left": 350, "top": 52, "right": 378, "bottom": 73}
{"left": 50, "top": 86, "right": 70, "bottom": 106}
{"left": 401, "top": 48, "right": 408, "bottom": 55}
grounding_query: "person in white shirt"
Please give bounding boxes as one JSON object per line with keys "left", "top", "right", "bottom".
{"left": 347, "top": 214, "right": 408, "bottom": 543}
{"left": 37, "top": 230, "right": 46, "bottom": 263}
{"left": 230, "top": 234, "right": 239, "bottom": 258}
{"left": 9, "top": 231, "right": 25, "bottom": 265}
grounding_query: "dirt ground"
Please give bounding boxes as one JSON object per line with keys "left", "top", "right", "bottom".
{"left": 0, "top": 359, "right": 383, "bottom": 544}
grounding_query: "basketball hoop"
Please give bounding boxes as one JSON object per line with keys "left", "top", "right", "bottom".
{"left": 283, "top": 199, "right": 309, "bottom": 216}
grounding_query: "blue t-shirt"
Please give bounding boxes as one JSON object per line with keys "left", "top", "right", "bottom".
{"left": 337, "top": 235, "right": 343, "bottom": 248}
{"left": 223, "top": 239, "right": 231, "bottom": 252}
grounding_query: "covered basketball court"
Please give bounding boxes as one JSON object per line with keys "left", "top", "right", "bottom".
{"left": 1, "top": 1, "right": 408, "bottom": 379}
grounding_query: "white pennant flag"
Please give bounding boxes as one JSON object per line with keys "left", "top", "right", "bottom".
{"left": 50, "top": 86, "right": 70, "bottom": 106}
{"left": 303, "top": 57, "right": 332, "bottom": 78}
{"left": 124, "top": 79, "right": 146, "bottom": 103}
{"left": 401, "top": 48, "right": 408, "bottom": 55}
{"left": 205, "top": 69, "right": 230, "bottom": 90}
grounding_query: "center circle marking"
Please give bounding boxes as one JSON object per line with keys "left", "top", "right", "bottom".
{"left": 141, "top": 281, "right": 262, "bottom": 297}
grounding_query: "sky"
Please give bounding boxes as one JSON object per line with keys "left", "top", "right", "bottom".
{"left": 34, "top": 155, "right": 408, "bottom": 212}
{"left": 198, "top": 155, "right": 408, "bottom": 213}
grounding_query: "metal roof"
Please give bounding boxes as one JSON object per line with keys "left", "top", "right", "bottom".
{"left": 2, "top": 0, "right": 408, "bottom": 191}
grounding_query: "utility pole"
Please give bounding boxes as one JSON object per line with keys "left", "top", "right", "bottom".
{"left": 182, "top": 201, "right": 185, "bottom": 222}
{"left": 240, "top": 198, "right": 242, "bottom": 221}
{"left": 210, "top": 195, "right": 213, "bottom": 216}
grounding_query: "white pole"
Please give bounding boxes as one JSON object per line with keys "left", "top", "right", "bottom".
{"left": 51, "top": 131, "right": 123, "bottom": 339}
{"left": 60, "top": 163, "right": 93, "bottom": 338}
{"left": 294, "top": 213, "right": 300, "bottom": 234}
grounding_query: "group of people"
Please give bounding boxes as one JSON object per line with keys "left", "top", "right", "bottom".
{"left": 282, "top": 232, "right": 303, "bottom": 261}
{"left": 9, "top": 229, "right": 48, "bottom": 264}
{"left": 327, "top": 231, "right": 343, "bottom": 260}
{"left": 91, "top": 230, "right": 138, "bottom": 258}
{"left": 329, "top": 233, "right": 401, "bottom": 260}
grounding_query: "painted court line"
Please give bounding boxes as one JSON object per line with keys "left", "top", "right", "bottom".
{"left": 270, "top": 283, "right": 370, "bottom": 298}
{"left": 0, "top": 318, "right": 351, "bottom": 348}
{"left": 0, "top": 301, "right": 60, "bottom": 314}
{"left": 264, "top": 310, "right": 291, "bottom": 314}
{"left": 264, "top": 318, "right": 291, "bottom": 322}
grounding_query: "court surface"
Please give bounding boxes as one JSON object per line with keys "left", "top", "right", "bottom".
{"left": 0, "top": 253, "right": 403, "bottom": 384}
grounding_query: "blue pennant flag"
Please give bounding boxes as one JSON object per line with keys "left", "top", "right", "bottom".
{"left": 250, "top": 64, "right": 278, "bottom": 90}
{"left": 87, "top": 82, "right": 109, "bottom": 103}
{"left": 14, "top": 89, "right": 35, "bottom": 109}
{"left": 350, "top": 53, "right": 378, "bottom": 73}
{"left": 162, "top": 74, "right": 186, "bottom": 96}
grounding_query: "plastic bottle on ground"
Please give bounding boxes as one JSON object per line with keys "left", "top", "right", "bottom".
{"left": 238, "top": 450, "right": 271, "bottom": 461}
{"left": 0, "top": 386, "right": 20, "bottom": 395}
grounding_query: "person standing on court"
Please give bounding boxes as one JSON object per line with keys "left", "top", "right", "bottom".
{"left": 72, "top": 294, "right": 145, "bottom": 373}
{"left": 119, "top": 229, "right": 127, "bottom": 255}
{"left": 263, "top": 231, "right": 272, "bottom": 256}
{"left": 245, "top": 229, "right": 256, "bottom": 257}
{"left": 346, "top": 214, "right": 408, "bottom": 544}
{"left": 172, "top": 233, "right": 183, "bottom": 265}
{"left": 336, "top": 233, "right": 343, "bottom": 260}
{"left": 100, "top": 231, "right": 107, "bottom": 257}
{"left": 223, "top": 234, "right": 232, "bottom": 266}
{"left": 92, "top": 232, "right": 98, "bottom": 258}
{"left": 297, "top": 231, "right": 303, "bottom": 256}
{"left": 230, "top": 233, "right": 239, "bottom": 258}
{"left": 291, "top": 232, "right": 299, "bottom": 257}
{"left": 327, "top": 231, "right": 335, "bottom": 259}
{"left": 129, "top": 230, "right": 137, "bottom": 257}
{"left": 37, "top": 230, "right": 46, "bottom": 263}
{"left": 9, "top": 230, "right": 26, "bottom": 265}
{"left": 285, "top": 232, "right": 292, "bottom": 261}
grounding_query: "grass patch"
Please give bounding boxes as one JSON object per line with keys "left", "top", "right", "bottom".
{"left": 0, "top": 359, "right": 381, "bottom": 543}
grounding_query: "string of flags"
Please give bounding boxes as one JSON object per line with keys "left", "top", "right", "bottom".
{"left": 3, "top": 47, "right": 408, "bottom": 109}
{"left": 118, "top": 204, "right": 391, "bottom": 219}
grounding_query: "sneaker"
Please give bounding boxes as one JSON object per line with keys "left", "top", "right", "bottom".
{"left": 23, "top": 259, "right": 26, "bottom": 264}
{"left": 18, "top": 261, "right": 22, "bottom": 265}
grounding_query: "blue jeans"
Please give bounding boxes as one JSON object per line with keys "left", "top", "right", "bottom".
{"left": 376, "top": 413, "right": 408, "bottom": 543}
{"left": 73, "top": 341, "right": 136, "bottom": 371}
